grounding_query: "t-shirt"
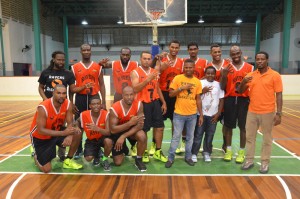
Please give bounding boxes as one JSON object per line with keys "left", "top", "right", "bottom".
{"left": 170, "top": 74, "right": 202, "bottom": 115}
{"left": 200, "top": 79, "right": 224, "bottom": 116}
{"left": 246, "top": 67, "right": 283, "bottom": 114}
{"left": 38, "top": 68, "right": 75, "bottom": 98}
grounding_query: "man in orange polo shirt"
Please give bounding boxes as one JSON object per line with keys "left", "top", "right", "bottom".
{"left": 238, "top": 51, "right": 283, "bottom": 174}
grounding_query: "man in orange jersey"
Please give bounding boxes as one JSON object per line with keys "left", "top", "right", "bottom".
{"left": 220, "top": 45, "right": 254, "bottom": 163}
{"left": 131, "top": 51, "right": 167, "bottom": 163}
{"left": 109, "top": 86, "right": 147, "bottom": 172}
{"left": 239, "top": 51, "right": 282, "bottom": 174}
{"left": 76, "top": 96, "right": 112, "bottom": 171}
{"left": 30, "top": 85, "right": 83, "bottom": 173}
{"left": 71, "top": 44, "right": 106, "bottom": 158}
{"left": 153, "top": 40, "right": 183, "bottom": 155}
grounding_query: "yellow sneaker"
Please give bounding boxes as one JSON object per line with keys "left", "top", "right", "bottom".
{"left": 131, "top": 144, "right": 137, "bottom": 157}
{"left": 235, "top": 149, "right": 245, "bottom": 164}
{"left": 142, "top": 150, "right": 150, "bottom": 163}
{"left": 175, "top": 148, "right": 181, "bottom": 154}
{"left": 224, "top": 149, "right": 233, "bottom": 162}
{"left": 149, "top": 142, "right": 156, "bottom": 156}
{"left": 180, "top": 140, "right": 186, "bottom": 152}
{"left": 153, "top": 149, "right": 168, "bottom": 163}
{"left": 63, "top": 158, "right": 83, "bottom": 169}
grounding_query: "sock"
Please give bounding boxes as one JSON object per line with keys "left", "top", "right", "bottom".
{"left": 102, "top": 156, "right": 108, "bottom": 161}
{"left": 226, "top": 146, "right": 232, "bottom": 150}
{"left": 67, "top": 156, "right": 73, "bottom": 159}
{"left": 155, "top": 148, "right": 161, "bottom": 151}
{"left": 240, "top": 148, "right": 245, "bottom": 150}
{"left": 136, "top": 156, "right": 142, "bottom": 159}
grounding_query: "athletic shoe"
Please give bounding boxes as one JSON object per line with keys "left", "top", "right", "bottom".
{"left": 135, "top": 158, "right": 147, "bottom": 172}
{"left": 149, "top": 142, "right": 156, "bottom": 156}
{"left": 142, "top": 150, "right": 150, "bottom": 163}
{"left": 57, "top": 147, "right": 66, "bottom": 162}
{"left": 259, "top": 163, "right": 269, "bottom": 174}
{"left": 235, "top": 149, "right": 245, "bottom": 164}
{"left": 74, "top": 150, "right": 83, "bottom": 160}
{"left": 224, "top": 149, "right": 233, "bottom": 161}
{"left": 185, "top": 158, "right": 195, "bottom": 166}
{"left": 101, "top": 160, "right": 111, "bottom": 171}
{"left": 93, "top": 157, "right": 100, "bottom": 166}
{"left": 241, "top": 161, "right": 254, "bottom": 170}
{"left": 131, "top": 144, "right": 137, "bottom": 157}
{"left": 203, "top": 153, "right": 211, "bottom": 162}
{"left": 175, "top": 148, "right": 181, "bottom": 154}
{"left": 63, "top": 158, "right": 83, "bottom": 169}
{"left": 180, "top": 140, "right": 186, "bottom": 152}
{"left": 153, "top": 149, "right": 168, "bottom": 163}
{"left": 30, "top": 145, "right": 35, "bottom": 157}
{"left": 99, "top": 148, "right": 104, "bottom": 158}
{"left": 165, "top": 160, "right": 173, "bottom": 168}
{"left": 191, "top": 154, "right": 198, "bottom": 163}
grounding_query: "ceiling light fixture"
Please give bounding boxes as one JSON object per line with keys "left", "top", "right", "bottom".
{"left": 117, "top": 17, "right": 123, "bottom": 25}
{"left": 81, "top": 19, "right": 88, "bottom": 25}
{"left": 235, "top": 17, "right": 242, "bottom": 24}
{"left": 198, "top": 16, "right": 204, "bottom": 23}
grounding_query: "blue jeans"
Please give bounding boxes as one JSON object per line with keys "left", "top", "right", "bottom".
{"left": 192, "top": 115, "right": 217, "bottom": 155}
{"left": 168, "top": 113, "right": 197, "bottom": 161}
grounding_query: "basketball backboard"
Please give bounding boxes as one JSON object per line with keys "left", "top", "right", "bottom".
{"left": 124, "top": 0, "right": 187, "bottom": 26}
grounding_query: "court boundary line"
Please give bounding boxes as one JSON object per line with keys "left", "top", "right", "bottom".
{"left": 276, "top": 175, "right": 292, "bottom": 199}
{"left": 0, "top": 144, "right": 31, "bottom": 164}
{"left": 5, "top": 173, "right": 26, "bottom": 199}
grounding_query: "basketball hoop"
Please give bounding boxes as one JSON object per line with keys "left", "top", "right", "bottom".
{"left": 148, "top": 9, "right": 165, "bottom": 22}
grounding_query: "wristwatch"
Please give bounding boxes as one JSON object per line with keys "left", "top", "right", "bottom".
{"left": 276, "top": 112, "right": 282, "bottom": 117}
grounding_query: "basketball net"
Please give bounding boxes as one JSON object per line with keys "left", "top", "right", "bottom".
{"left": 148, "top": 9, "right": 165, "bottom": 45}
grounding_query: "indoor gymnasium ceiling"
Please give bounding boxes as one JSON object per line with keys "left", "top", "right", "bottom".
{"left": 40, "top": 0, "right": 283, "bottom": 25}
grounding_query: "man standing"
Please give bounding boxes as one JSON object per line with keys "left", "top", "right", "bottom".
{"left": 71, "top": 44, "right": 106, "bottom": 158}
{"left": 131, "top": 51, "right": 167, "bottom": 163}
{"left": 220, "top": 45, "right": 254, "bottom": 163}
{"left": 109, "top": 86, "right": 147, "bottom": 172}
{"left": 239, "top": 51, "right": 283, "bottom": 174}
{"left": 30, "top": 85, "right": 83, "bottom": 173}
{"left": 165, "top": 59, "right": 203, "bottom": 168}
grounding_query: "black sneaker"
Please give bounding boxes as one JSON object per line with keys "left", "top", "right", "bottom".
{"left": 93, "top": 157, "right": 100, "bottom": 166}
{"left": 135, "top": 158, "right": 147, "bottom": 172}
{"left": 57, "top": 147, "right": 66, "bottom": 162}
{"left": 185, "top": 158, "right": 195, "bottom": 166}
{"left": 165, "top": 160, "right": 173, "bottom": 168}
{"left": 101, "top": 160, "right": 111, "bottom": 171}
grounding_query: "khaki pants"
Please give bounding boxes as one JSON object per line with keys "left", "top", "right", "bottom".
{"left": 245, "top": 112, "right": 275, "bottom": 164}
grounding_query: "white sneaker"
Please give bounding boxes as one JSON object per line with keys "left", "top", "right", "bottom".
{"left": 204, "top": 154, "right": 211, "bottom": 162}
{"left": 192, "top": 154, "right": 198, "bottom": 163}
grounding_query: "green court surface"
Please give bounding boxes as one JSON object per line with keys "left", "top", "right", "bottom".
{"left": 0, "top": 120, "right": 299, "bottom": 175}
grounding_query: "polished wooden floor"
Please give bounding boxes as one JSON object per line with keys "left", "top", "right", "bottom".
{"left": 0, "top": 99, "right": 300, "bottom": 199}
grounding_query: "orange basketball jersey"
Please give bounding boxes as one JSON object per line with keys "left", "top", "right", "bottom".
{"left": 132, "top": 66, "right": 160, "bottom": 103}
{"left": 183, "top": 58, "right": 207, "bottom": 79}
{"left": 110, "top": 99, "right": 141, "bottom": 125}
{"left": 159, "top": 57, "right": 183, "bottom": 91}
{"left": 112, "top": 60, "right": 138, "bottom": 94}
{"left": 30, "top": 98, "right": 70, "bottom": 140}
{"left": 80, "top": 109, "right": 108, "bottom": 140}
{"left": 206, "top": 59, "right": 230, "bottom": 82}
{"left": 225, "top": 62, "right": 254, "bottom": 97}
{"left": 71, "top": 61, "right": 102, "bottom": 95}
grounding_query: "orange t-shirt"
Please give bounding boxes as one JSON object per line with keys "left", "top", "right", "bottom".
{"left": 132, "top": 66, "right": 160, "bottom": 103}
{"left": 159, "top": 57, "right": 183, "bottom": 91}
{"left": 225, "top": 62, "right": 254, "bottom": 97}
{"left": 183, "top": 58, "right": 207, "bottom": 79}
{"left": 110, "top": 99, "right": 141, "bottom": 124}
{"left": 71, "top": 61, "right": 102, "bottom": 95}
{"left": 206, "top": 59, "right": 230, "bottom": 82}
{"left": 112, "top": 60, "right": 138, "bottom": 94}
{"left": 30, "top": 98, "right": 70, "bottom": 140}
{"left": 246, "top": 67, "right": 283, "bottom": 114}
{"left": 80, "top": 109, "right": 108, "bottom": 140}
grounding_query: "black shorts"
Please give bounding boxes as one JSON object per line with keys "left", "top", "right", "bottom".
{"left": 223, "top": 96, "right": 249, "bottom": 129}
{"left": 84, "top": 136, "right": 109, "bottom": 157}
{"left": 143, "top": 99, "right": 165, "bottom": 133}
{"left": 162, "top": 91, "right": 176, "bottom": 121}
{"left": 32, "top": 136, "right": 65, "bottom": 166}
{"left": 110, "top": 134, "right": 135, "bottom": 156}
{"left": 75, "top": 93, "right": 100, "bottom": 119}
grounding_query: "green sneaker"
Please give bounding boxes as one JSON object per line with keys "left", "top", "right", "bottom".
{"left": 224, "top": 149, "right": 233, "bottom": 162}
{"left": 175, "top": 148, "right": 181, "bottom": 154}
{"left": 63, "top": 158, "right": 83, "bottom": 169}
{"left": 236, "top": 149, "right": 245, "bottom": 164}
{"left": 180, "top": 140, "right": 186, "bottom": 152}
{"left": 30, "top": 145, "right": 35, "bottom": 157}
{"left": 149, "top": 142, "right": 156, "bottom": 156}
{"left": 142, "top": 150, "right": 150, "bottom": 163}
{"left": 131, "top": 144, "right": 137, "bottom": 157}
{"left": 153, "top": 149, "right": 168, "bottom": 163}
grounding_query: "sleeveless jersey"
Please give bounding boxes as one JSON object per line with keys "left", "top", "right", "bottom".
{"left": 30, "top": 98, "right": 70, "bottom": 140}
{"left": 132, "top": 66, "right": 160, "bottom": 103}
{"left": 112, "top": 60, "right": 138, "bottom": 94}
{"left": 183, "top": 58, "right": 207, "bottom": 79}
{"left": 225, "top": 62, "right": 254, "bottom": 97}
{"left": 206, "top": 59, "right": 230, "bottom": 82}
{"left": 110, "top": 100, "right": 141, "bottom": 125}
{"left": 71, "top": 61, "right": 102, "bottom": 95}
{"left": 159, "top": 57, "right": 183, "bottom": 91}
{"left": 80, "top": 109, "right": 108, "bottom": 140}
